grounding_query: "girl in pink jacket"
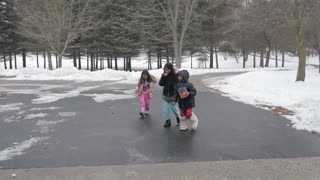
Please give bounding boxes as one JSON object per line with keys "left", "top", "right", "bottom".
{"left": 136, "top": 70, "right": 157, "bottom": 119}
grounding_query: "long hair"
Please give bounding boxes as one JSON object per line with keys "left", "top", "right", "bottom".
{"left": 164, "top": 62, "right": 175, "bottom": 76}
{"left": 139, "top": 69, "right": 152, "bottom": 84}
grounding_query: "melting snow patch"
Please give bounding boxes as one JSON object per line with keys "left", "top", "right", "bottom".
{"left": 58, "top": 112, "right": 77, "bottom": 117}
{"left": 32, "top": 86, "right": 99, "bottom": 104}
{"left": 0, "top": 137, "right": 49, "bottom": 161}
{"left": 30, "top": 107, "right": 61, "bottom": 111}
{"left": 0, "top": 103, "right": 23, "bottom": 113}
{"left": 4, "top": 116, "right": 18, "bottom": 123}
{"left": 24, "top": 113, "right": 48, "bottom": 120}
{"left": 36, "top": 120, "right": 66, "bottom": 134}
{"left": 84, "top": 93, "right": 136, "bottom": 103}
{"left": 114, "top": 89, "right": 136, "bottom": 94}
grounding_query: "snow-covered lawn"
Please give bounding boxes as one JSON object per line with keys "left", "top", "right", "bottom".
{"left": 205, "top": 68, "right": 320, "bottom": 133}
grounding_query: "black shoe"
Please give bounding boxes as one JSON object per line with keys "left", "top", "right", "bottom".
{"left": 139, "top": 112, "right": 145, "bottom": 119}
{"left": 164, "top": 120, "right": 171, "bottom": 128}
{"left": 176, "top": 117, "right": 180, "bottom": 124}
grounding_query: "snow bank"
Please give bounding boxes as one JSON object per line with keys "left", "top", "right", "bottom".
{"left": 0, "top": 65, "right": 297, "bottom": 84}
{"left": 205, "top": 69, "right": 320, "bottom": 133}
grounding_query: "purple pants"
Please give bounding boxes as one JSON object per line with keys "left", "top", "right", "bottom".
{"left": 140, "top": 92, "right": 150, "bottom": 112}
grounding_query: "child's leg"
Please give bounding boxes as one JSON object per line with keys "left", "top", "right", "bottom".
{"left": 190, "top": 112, "right": 199, "bottom": 130}
{"left": 164, "top": 100, "right": 171, "bottom": 120}
{"left": 145, "top": 93, "right": 150, "bottom": 112}
{"left": 179, "top": 109, "right": 188, "bottom": 131}
{"left": 169, "top": 102, "right": 180, "bottom": 118}
{"left": 140, "top": 94, "right": 146, "bottom": 113}
{"left": 185, "top": 108, "right": 193, "bottom": 120}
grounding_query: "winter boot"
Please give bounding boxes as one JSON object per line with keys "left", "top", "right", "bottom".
{"left": 164, "top": 120, "right": 171, "bottom": 128}
{"left": 179, "top": 117, "right": 188, "bottom": 131}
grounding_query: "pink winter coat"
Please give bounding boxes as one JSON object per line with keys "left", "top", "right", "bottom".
{"left": 135, "top": 75, "right": 157, "bottom": 98}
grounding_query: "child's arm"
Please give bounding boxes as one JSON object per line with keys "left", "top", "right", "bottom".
{"left": 159, "top": 74, "right": 167, "bottom": 86}
{"left": 187, "top": 83, "right": 197, "bottom": 97}
{"left": 135, "top": 81, "right": 141, "bottom": 93}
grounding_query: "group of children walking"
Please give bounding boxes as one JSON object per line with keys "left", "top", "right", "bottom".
{"left": 135, "top": 63, "right": 198, "bottom": 131}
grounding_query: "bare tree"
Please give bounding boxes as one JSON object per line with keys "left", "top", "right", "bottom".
{"left": 305, "top": 0, "right": 320, "bottom": 73}
{"left": 16, "top": 0, "right": 92, "bottom": 69}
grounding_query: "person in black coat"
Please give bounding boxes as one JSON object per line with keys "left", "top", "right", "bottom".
{"left": 159, "top": 63, "right": 180, "bottom": 128}
{"left": 176, "top": 70, "right": 198, "bottom": 131}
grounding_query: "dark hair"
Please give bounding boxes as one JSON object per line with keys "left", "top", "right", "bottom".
{"left": 164, "top": 63, "right": 175, "bottom": 76}
{"left": 139, "top": 69, "right": 152, "bottom": 84}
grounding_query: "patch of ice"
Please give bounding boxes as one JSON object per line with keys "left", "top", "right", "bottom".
{"left": 0, "top": 137, "right": 49, "bottom": 161}
{"left": 126, "top": 147, "right": 153, "bottom": 164}
{"left": 24, "top": 113, "right": 48, "bottom": 120}
{"left": 0, "top": 103, "right": 23, "bottom": 113}
{"left": 58, "top": 112, "right": 77, "bottom": 117}
{"left": 84, "top": 93, "right": 136, "bottom": 103}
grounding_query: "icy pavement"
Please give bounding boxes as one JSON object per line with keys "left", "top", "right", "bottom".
{"left": 0, "top": 74, "right": 320, "bottom": 170}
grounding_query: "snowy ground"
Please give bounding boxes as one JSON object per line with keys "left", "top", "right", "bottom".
{"left": 204, "top": 68, "right": 320, "bottom": 134}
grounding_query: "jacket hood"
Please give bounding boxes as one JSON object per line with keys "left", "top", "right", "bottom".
{"left": 178, "top": 70, "right": 189, "bottom": 81}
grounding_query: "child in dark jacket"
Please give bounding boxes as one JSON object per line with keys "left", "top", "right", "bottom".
{"left": 176, "top": 70, "right": 199, "bottom": 131}
{"left": 159, "top": 63, "right": 180, "bottom": 128}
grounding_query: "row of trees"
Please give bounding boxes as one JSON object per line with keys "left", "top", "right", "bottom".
{"left": 0, "top": 0, "right": 319, "bottom": 81}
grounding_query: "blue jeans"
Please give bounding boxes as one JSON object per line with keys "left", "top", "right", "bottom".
{"left": 163, "top": 100, "right": 180, "bottom": 120}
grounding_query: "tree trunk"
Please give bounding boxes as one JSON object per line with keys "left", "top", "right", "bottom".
{"left": 110, "top": 58, "right": 113, "bottom": 69}
{"left": 166, "top": 47, "right": 170, "bottom": 63}
{"left": 47, "top": 51, "right": 53, "bottom": 70}
{"left": 275, "top": 49, "right": 278, "bottom": 67}
{"left": 265, "top": 50, "right": 271, "bottom": 67}
{"left": 159, "top": 52, "right": 162, "bottom": 68}
{"left": 95, "top": 53, "right": 99, "bottom": 70}
{"left": 318, "top": 50, "right": 320, "bottom": 73}
{"left": 210, "top": 45, "right": 214, "bottom": 68}
{"left": 107, "top": 58, "right": 110, "bottom": 69}
{"left": 282, "top": 50, "right": 285, "bottom": 67}
{"left": 295, "top": 22, "right": 306, "bottom": 81}
{"left": 191, "top": 53, "right": 193, "bottom": 69}
{"left": 43, "top": 51, "right": 46, "bottom": 69}
{"left": 260, "top": 52, "right": 264, "bottom": 68}
{"left": 3, "top": 55, "right": 7, "bottom": 69}
{"left": 22, "top": 49, "right": 26, "bottom": 68}
{"left": 55, "top": 54, "right": 58, "bottom": 69}
{"left": 58, "top": 54, "right": 62, "bottom": 68}
{"left": 90, "top": 52, "right": 94, "bottom": 71}
{"left": 115, "top": 57, "right": 118, "bottom": 70}
{"left": 173, "top": 41, "right": 182, "bottom": 68}
{"left": 128, "top": 57, "right": 132, "bottom": 72}
{"left": 215, "top": 46, "right": 219, "bottom": 69}
{"left": 36, "top": 52, "right": 39, "bottom": 68}
{"left": 253, "top": 50, "right": 256, "bottom": 68}
{"left": 242, "top": 49, "right": 246, "bottom": 69}
{"left": 123, "top": 57, "right": 126, "bottom": 71}
{"left": 87, "top": 52, "right": 89, "bottom": 70}
{"left": 73, "top": 51, "right": 77, "bottom": 68}
{"left": 9, "top": 52, "right": 12, "bottom": 69}
{"left": 14, "top": 53, "right": 17, "bottom": 69}
{"left": 148, "top": 51, "right": 152, "bottom": 70}
{"left": 100, "top": 56, "right": 103, "bottom": 70}
{"left": 78, "top": 50, "right": 82, "bottom": 70}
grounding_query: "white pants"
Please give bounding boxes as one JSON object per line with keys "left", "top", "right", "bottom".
{"left": 180, "top": 112, "right": 199, "bottom": 131}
